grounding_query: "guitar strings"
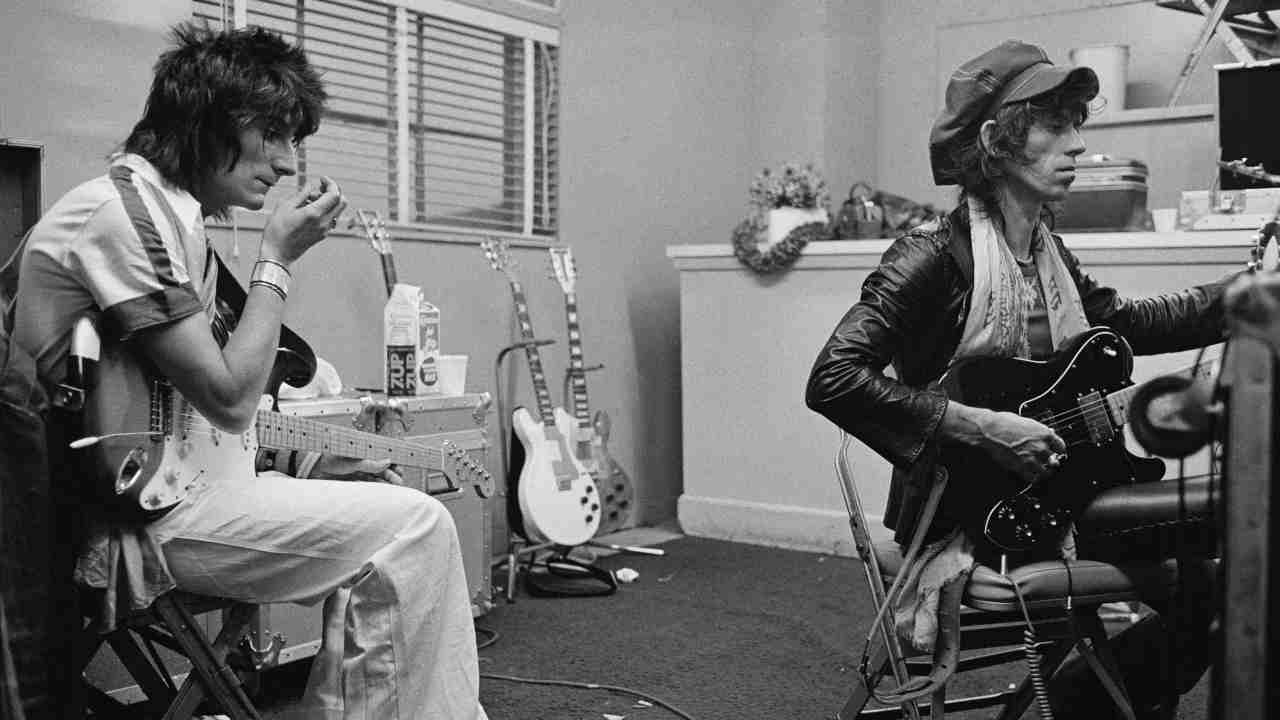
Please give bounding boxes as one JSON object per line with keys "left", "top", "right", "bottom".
{"left": 1023, "top": 360, "right": 1218, "bottom": 430}
{"left": 165, "top": 408, "right": 446, "bottom": 461}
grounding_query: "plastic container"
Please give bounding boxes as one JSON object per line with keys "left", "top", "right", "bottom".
{"left": 1058, "top": 155, "right": 1149, "bottom": 232}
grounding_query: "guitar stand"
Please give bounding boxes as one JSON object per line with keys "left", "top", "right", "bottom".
{"left": 492, "top": 338, "right": 558, "bottom": 602}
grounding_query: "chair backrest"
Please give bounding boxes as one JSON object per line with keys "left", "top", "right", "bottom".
{"left": 834, "top": 432, "right": 890, "bottom": 606}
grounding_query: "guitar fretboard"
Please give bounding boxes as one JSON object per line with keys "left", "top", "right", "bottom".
{"left": 563, "top": 291, "right": 592, "bottom": 428}
{"left": 1104, "top": 360, "right": 1218, "bottom": 424}
{"left": 510, "top": 282, "right": 557, "bottom": 427}
{"left": 257, "top": 410, "right": 445, "bottom": 470}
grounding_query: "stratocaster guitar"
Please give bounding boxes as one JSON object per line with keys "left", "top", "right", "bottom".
{"left": 350, "top": 208, "right": 398, "bottom": 296}
{"left": 548, "top": 246, "right": 634, "bottom": 536}
{"left": 940, "top": 326, "right": 1217, "bottom": 554}
{"left": 481, "top": 239, "right": 600, "bottom": 546}
{"left": 77, "top": 327, "right": 485, "bottom": 513}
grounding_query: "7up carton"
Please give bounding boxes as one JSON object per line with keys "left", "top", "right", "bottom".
{"left": 384, "top": 283, "right": 441, "bottom": 396}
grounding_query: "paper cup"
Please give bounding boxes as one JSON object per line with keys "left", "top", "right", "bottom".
{"left": 438, "top": 354, "right": 468, "bottom": 396}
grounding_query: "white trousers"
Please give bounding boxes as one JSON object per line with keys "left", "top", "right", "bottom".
{"left": 148, "top": 472, "right": 488, "bottom": 720}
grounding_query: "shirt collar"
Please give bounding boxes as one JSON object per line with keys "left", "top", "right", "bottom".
{"left": 112, "top": 154, "right": 204, "bottom": 237}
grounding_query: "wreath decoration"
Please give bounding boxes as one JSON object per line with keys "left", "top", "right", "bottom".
{"left": 731, "top": 215, "right": 829, "bottom": 274}
{"left": 732, "top": 163, "right": 832, "bottom": 274}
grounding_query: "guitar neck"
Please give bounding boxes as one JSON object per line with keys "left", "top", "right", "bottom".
{"left": 509, "top": 282, "right": 557, "bottom": 426}
{"left": 256, "top": 409, "right": 443, "bottom": 470}
{"left": 1105, "top": 359, "right": 1218, "bottom": 423}
{"left": 380, "top": 252, "right": 398, "bottom": 297}
{"left": 563, "top": 291, "right": 591, "bottom": 426}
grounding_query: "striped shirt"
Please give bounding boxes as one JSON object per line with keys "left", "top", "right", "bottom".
{"left": 11, "top": 154, "right": 215, "bottom": 383}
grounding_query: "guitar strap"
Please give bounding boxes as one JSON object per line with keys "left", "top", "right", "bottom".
{"left": 211, "top": 251, "right": 317, "bottom": 390}
{"left": 127, "top": 166, "right": 316, "bottom": 391}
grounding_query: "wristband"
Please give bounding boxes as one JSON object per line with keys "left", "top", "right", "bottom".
{"left": 250, "top": 258, "right": 292, "bottom": 301}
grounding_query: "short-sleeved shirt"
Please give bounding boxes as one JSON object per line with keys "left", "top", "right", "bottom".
{"left": 12, "top": 154, "right": 215, "bottom": 384}
{"left": 10, "top": 154, "right": 214, "bottom": 627}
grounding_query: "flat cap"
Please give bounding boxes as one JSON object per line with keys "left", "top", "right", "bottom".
{"left": 929, "top": 40, "right": 1099, "bottom": 185}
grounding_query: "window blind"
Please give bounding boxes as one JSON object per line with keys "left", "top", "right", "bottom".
{"left": 192, "top": 0, "right": 558, "bottom": 238}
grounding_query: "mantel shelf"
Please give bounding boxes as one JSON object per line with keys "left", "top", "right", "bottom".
{"left": 1085, "top": 103, "right": 1214, "bottom": 128}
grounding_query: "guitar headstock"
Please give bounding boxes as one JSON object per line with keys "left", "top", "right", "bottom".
{"left": 480, "top": 238, "right": 519, "bottom": 284}
{"left": 441, "top": 440, "right": 495, "bottom": 498}
{"left": 548, "top": 246, "right": 577, "bottom": 294}
{"left": 1219, "top": 158, "right": 1280, "bottom": 187}
{"left": 350, "top": 209, "right": 392, "bottom": 256}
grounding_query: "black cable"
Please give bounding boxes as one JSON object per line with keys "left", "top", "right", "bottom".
{"left": 479, "top": 672, "right": 699, "bottom": 720}
{"left": 474, "top": 625, "right": 697, "bottom": 719}
{"left": 475, "top": 625, "right": 499, "bottom": 651}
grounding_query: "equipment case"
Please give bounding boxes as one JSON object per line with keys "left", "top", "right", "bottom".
{"left": 1057, "top": 155, "right": 1150, "bottom": 232}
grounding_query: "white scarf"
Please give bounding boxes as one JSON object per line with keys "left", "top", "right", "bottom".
{"left": 953, "top": 196, "right": 1090, "bottom": 364}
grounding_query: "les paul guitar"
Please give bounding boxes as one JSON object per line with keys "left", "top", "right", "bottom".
{"left": 941, "top": 326, "right": 1218, "bottom": 553}
{"left": 548, "top": 246, "right": 634, "bottom": 536}
{"left": 482, "top": 239, "right": 600, "bottom": 546}
{"left": 76, "top": 322, "right": 483, "bottom": 513}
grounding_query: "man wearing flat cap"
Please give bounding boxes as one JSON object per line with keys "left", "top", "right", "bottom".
{"left": 809, "top": 40, "right": 1232, "bottom": 718}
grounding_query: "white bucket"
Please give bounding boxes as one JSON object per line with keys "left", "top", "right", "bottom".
{"left": 1069, "top": 44, "right": 1128, "bottom": 115}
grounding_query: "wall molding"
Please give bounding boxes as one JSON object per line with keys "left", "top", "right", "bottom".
{"left": 677, "top": 493, "right": 892, "bottom": 557}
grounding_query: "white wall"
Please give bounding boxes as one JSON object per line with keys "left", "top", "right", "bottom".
{"left": 877, "top": 0, "right": 1235, "bottom": 210}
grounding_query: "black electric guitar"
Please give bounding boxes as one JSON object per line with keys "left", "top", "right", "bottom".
{"left": 481, "top": 239, "right": 600, "bottom": 546}
{"left": 548, "top": 246, "right": 634, "bottom": 536}
{"left": 350, "top": 208, "right": 398, "bottom": 296}
{"left": 940, "top": 326, "right": 1217, "bottom": 553}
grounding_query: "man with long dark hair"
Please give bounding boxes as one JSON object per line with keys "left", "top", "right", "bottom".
{"left": 7, "top": 23, "right": 487, "bottom": 719}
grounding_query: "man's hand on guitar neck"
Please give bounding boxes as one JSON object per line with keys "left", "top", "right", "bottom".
{"left": 941, "top": 401, "right": 1067, "bottom": 483}
{"left": 295, "top": 452, "right": 404, "bottom": 485}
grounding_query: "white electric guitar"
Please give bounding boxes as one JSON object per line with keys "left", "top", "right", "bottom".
{"left": 547, "top": 246, "right": 634, "bottom": 536}
{"left": 481, "top": 239, "right": 600, "bottom": 546}
{"left": 75, "top": 322, "right": 490, "bottom": 512}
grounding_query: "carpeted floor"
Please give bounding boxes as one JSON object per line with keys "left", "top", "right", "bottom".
{"left": 253, "top": 534, "right": 1210, "bottom": 720}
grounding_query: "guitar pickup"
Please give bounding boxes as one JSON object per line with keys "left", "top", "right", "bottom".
{"left": 1079, "top": 390, "right": 1115, "bottom": 445}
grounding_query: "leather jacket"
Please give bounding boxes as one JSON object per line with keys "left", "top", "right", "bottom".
{"left": 805, "top": 206, "right": 1235, "bottom": 545}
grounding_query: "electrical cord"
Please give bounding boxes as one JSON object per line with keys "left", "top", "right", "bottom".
{"left": 474, "top": 627, "right": 700, "bottom": 720}
{"left": 475, "top": 625, "right": 499, "bottom": 651}
{"left": 1004, "top": 559, "right": 1060, "bottom": 720}
{"left": 478, "top": 673, "right": 699, "bottom": 720}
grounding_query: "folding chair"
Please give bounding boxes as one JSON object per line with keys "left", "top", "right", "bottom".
{"left": 79, "top": 591, "right": 278, "bottom": 720}
{"left": 833, "top": 433, "right": 1180, "bottom": 720}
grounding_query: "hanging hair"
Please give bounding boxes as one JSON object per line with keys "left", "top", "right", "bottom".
{"left": 947, "top": 82, "right": 1095, "bottom": 217}
{"left": 123, "top": 22, "right": 327, "bottom": 194}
